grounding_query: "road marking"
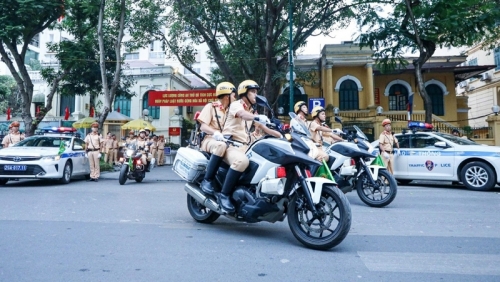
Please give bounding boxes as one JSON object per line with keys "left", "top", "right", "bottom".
{"left": 358, "top": 252, "right": 500, "bottom": 275}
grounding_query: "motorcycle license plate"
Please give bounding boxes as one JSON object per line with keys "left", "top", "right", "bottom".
{"left": 4, "top": 165, "right": 27, "bottom": 171}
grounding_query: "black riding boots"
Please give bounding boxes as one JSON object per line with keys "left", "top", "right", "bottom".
{"left": 217, "top": 168, "right": 242, "bottom": 213}
{"left": 200, "top": 155, "right": 223, "bottom": 195}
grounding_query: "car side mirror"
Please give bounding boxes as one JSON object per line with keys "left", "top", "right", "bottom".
{"left": 434, "top": 141, "right": 448, "bottom": 148}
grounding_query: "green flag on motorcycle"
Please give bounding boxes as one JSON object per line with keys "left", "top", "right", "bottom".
{"left": 314, "top": 159, "right": 335, "bottom": 181}
{"left": 371, "top": 154, "right": 385, "bottom": 167}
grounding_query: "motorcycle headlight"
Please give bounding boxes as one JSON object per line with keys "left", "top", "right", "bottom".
{"left": 126, "top": 149, "right": 134, "bottom": 156}
{"left": 42, "top": 155, "right": 61, "bottom": 161}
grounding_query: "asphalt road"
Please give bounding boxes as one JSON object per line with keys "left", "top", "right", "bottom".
{"left": 0, "top": 167, "right": 499, "bottom": 282}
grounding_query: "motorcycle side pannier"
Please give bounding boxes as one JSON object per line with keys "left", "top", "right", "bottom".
{"left": 173, "top": 147, "right": 208, "bottom": 182}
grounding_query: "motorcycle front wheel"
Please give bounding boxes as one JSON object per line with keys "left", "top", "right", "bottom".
{"left": 287, "top": 184, "right": 351, "bottom": 250}
{"left": 119, "top": 164, "right": 128, "bottom": 185}
{"left": 356, "top": 169, "right": 397, "bottom": 207}
{"left": 186, "top": 194, "right": 220, "bottom": 224}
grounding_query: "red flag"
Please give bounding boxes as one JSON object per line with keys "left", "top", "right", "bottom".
{"left": 89, "top": 107, "right": 94, "bottom": 117}
{"left": 64, "top": 106, "right": 70, "bottom": 120}
{"left": 6, "top": 107, "right": 11, "bottom": 121}
{"left": 117, "top": 106, "right": 121, "bottom": 113}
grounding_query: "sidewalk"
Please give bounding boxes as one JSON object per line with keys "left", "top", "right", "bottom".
{"left": 100, "top": 164, "right": 184, "bottom": 182}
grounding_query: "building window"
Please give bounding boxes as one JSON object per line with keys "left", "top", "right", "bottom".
{"left": 494, "top": 48, "right": 500, "bottom": 71}
{"left": 468, "top": 58, "right": 478, "bottom": 66}
{"left": 277, "top": 87, "right": 307, "bottom": 114}
{"left": 388, "top": 84, "right": 408, "bottom": 111}
{"left": 142, "top": 92, "right": 160, "bottom": 119}
{"left": 114, "top": 95, "right": 131, "bottom": 116}
{"left": 60, "top": 95, "right": 75, "bottom": 116}
{"left": 338, "top": 79, "right": 359, "bottom": 110}
{"left": 425, "top": 84, "right": 444, "bottom": 116}
{"left": 124, "top": 53, "right": 139, "bottom": 60}
{"left": 30, "top": 34, "right": 40, "bottom": 47}
{"left": 25, "top": 49, "right": 39, "bottom": 65}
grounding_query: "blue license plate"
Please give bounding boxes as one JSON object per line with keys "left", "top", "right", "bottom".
{"left": 4, "top": 165, "right": 27, "bottom": 171}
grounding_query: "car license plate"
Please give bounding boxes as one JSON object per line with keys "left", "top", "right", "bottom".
{"left": 4, "top": 165, "right": 27, "bottom": 171}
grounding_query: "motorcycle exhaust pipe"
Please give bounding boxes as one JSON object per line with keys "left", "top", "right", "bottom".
{"left": 184, "top": 183, "right": 221, "bottom": 213}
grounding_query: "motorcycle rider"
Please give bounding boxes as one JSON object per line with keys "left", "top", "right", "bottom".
{"left": 219, "top": 80, "right": 281, "bottom": 213}
{"left": 135, "top": 128, "right": 152, "bottom": 172}
{"left": 378, "top": 119, "right": 399, "bottom": 174}
{"left": 197, "top": 81, "right": 237, "bottom": 195}
{"left": 125, "top": 130, "right": 135, "bottom": 145}
{"left": 308, "top": 106, "right": 343, "bottom": 161}
{"left": 294, "top": 101, "right": 308, "bottom": 121}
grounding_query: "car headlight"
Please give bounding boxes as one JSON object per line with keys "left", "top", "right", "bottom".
{"left": 41, "top": 155, "right": 61, "bottom": 161}
{"left": 126, "top": 149, "right": 134, "bottom": 156}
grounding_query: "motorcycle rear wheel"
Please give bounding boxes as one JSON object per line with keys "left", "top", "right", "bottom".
{"left": 186, "top": 194, "right": 220, "bottom": 224}
{"left": 119, "top": 165, "right": 128, "bottom": 185}
{"left": 356, "top": 169, "right": 397, "bottom": 207}
{"left": 287, "top": 185, "right": 351, "bottom": 250}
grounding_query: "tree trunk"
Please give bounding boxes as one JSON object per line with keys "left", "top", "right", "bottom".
{"left": 413, "top": 62, "right": 432, "bottom": 123}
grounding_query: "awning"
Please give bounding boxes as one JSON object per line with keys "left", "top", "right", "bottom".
{"left": 32, "top": 93, "right": 45, "bottom": 103}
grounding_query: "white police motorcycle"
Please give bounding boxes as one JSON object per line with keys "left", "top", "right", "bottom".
{"left": 173, "top": 96, "right": 351, "bottom": 250}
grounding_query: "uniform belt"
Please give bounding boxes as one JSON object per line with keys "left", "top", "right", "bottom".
{"left": 88, "top": 148, "right": 100, "bottom": 151}
{"left": 384, "top": 150, "right": 393, "bottom": 154}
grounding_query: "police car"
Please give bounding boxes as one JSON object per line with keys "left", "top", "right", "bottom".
{"left": 0, "top": 127, "right": 90, "bottom": 185}
{"left": 371, "top": 124, "right": 500, "bottom": 191}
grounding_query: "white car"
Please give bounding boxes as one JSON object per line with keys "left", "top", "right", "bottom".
{"left": 371, "top": 131, "right": 500, "bottom": 191}
{"left": 0, "top": 128, "right": 91, "bottom": 185}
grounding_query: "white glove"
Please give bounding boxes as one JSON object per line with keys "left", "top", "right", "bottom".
{"left": 254, "top": 115, "right": 269, "bottom": 123}
{"left": 332, "top": 128, "right": 342, "bottom": 135}
{"left": 213, "top": 131, "right": 224, "bottom": 141}
{"left": 383, "top": 152, "right": 390, "bottom": 160}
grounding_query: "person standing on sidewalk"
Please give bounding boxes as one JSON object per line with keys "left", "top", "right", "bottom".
{"left": 157, "top": 135, "right": 165, "bottom": 166}
{"left": 104, "top": 133, "right": 113, "bottom": 164}
{"left": 108, "top": 134, "right": 118, "bottom": 165}
{"left": 2, "top": 121, "right": 24, "bottom": 147}
{"left": 150, "top": 135, "right": 159, "bottom": 163}
{"left": 378, "top": 119, "right": 399, "bottom": 174}
{"left": 85, "top": 122, "right": 102, "bottom": 181}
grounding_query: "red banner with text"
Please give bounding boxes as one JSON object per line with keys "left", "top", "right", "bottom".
{"left": 148, "top": 89, "right": 216, "bottom": 106}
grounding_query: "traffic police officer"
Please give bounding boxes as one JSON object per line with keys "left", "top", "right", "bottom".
{"left": 135, "top": 129, "right": 152, "bottom": 172}
{"left": 294, "top": 101, "right": 308, "bottom": 121}
{"left": 157, "top": 135, "right": 166, "bottom": 166}
{"left": 378, "top": 118, "right": 399, "bottom": 174}
{"left": 197, "top": 81, "right": 237, "bottom": 195}
{"left": 107, "top": 134, "right": 118, "bottom": 165}
{"left": 219, "top": 80, "right": 281, "bottom": 213}
{"left": 308, "top": 106, "right": 342, "bottom": 161}
{"left": 2, "top": 121, "right": 24, "bottom": 147}
{"left": 85, "top": 122, "right": 102, "bottom": 181}
{"left": 125, "top": 130, "right": 135, "bottom": 144}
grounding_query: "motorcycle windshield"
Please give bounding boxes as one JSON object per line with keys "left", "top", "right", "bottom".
{"left": 289, "top": 112, "right": 312, "bottom": 138}
{"left": 353, "top": 125, "right": 368, "bottom": 141}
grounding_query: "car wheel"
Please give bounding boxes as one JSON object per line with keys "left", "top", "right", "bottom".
{"left": 461, "top": 161, "right": 495, "bottom": 191}
{"left": 59, "top": 162, "right": 72, "bottom": 184}
{"left": 0, "top": 178, "right": 8, "bottom": 185}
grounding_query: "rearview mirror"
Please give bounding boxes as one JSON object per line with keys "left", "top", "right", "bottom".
{"left": 334, "top": 116, "right": 343, "bottom": 124}
{"left": 256, "top": 95, "right": 271, "bottom": 110}
{"left": 434, "top": 141, "right": 448, "bottom": 148}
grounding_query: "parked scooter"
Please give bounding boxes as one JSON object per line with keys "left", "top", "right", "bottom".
{"left": 325, "top": 117, "right": 397, "bottom": 207}
{"left": 173, "top": 96, "right": 351, "bottom": 250}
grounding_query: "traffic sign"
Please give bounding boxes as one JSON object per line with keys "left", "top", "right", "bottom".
{"left": 165, "top": 147, "right": 171, "bottom": 155}
{"left": 308, "top": 98, "right": 325, "bottom": 112}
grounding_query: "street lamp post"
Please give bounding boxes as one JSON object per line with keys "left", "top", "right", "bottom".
{"left": 288, "top": 0, "right": 294, "bottom": 113}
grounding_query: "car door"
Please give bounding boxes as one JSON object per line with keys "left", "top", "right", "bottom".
{"left": 392, "top": 134, "right": 410, "bottom": 177}
{"left": 72, "top": 138, "right": 88, "bottom": 174}
{"left": 409, "top": 134, "right": 455, "bottom": 179}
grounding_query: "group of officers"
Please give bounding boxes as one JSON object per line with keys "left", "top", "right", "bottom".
{"left": 195, "top": 80, "right": 346, "bottom": 213}
{"left": 84, "top": 122, "right": 167, "bottom": 182}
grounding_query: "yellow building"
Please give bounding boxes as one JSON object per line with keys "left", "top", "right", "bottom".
{"left": 279, "top": 43, "right": 491, "bottom": 139}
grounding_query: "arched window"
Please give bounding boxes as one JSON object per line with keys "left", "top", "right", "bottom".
{"left": 425, "top": 84, "right": 444, "bottom": 116}
{"left": 60, "top": 95, "right": 75, "bottom": 116}
{"left": 277, "top": 86, "right": 307, "bottom": 113}
{"left": 142, "top": 92, "right": 160, "bottom": 119}
{"left": 339, "top": 79, "right": 359, "bottom": 110}
{"left": 114, "top": 95, "right": 131, "bottom": 117}
{"left": 388, "top": 84, "right": 408, "bottom": 111}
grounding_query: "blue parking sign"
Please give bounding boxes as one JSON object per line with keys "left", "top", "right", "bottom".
{"left": 309, "top": 98, "right": 325, "bottom": 112}
{"left": 165, "top": 147, "right": 171, "bottom": 156}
